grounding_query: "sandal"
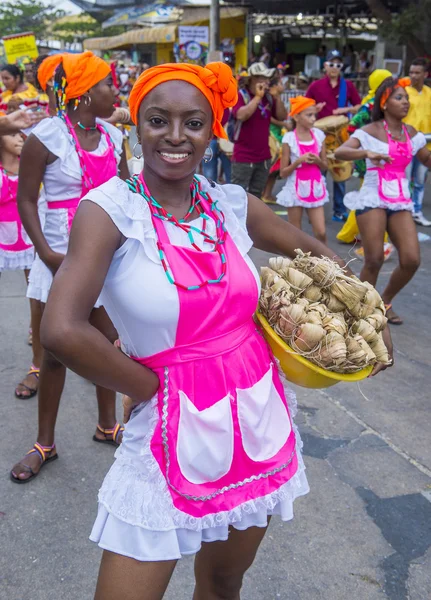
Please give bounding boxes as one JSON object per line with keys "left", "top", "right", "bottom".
{"left": 10, "top": 442, "right": 58, "bottom": 484}
{"left": 15, "top": 366, "right": 40, "bottom": 400}
{"left": 385, "top": 303, "right": 403, "bottom": 326}
{"left": 93, "top": 423, "right": 124, "bottom": 447}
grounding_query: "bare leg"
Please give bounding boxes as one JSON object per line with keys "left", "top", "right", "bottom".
{"left": 11, "top": 306, "right": 118, "bottom": 481}
{"left": 356, "top": 209, "right": 387, "bottom": 286}
{"left": 193, "top": 521, "right": 270, "bottom": 600}
{"left": 94, "top": 551, "right": 176, "bottom": 600}
{"left": 15, "top": 272, "right": 44, "bottom": 398}
{"left": 287, "top": 206, "right": 303, "bottom": 231}
{"left": 262, "top": 172, "right": 278, "bottom": 201}
{"left": 306, "top": 206, "right": 327, "bottom": 244}
{"left": 382, "top": 210, "right": 420, "bottom": 318}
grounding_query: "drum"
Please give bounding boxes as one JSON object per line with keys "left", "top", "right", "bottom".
{"left": 314, "top": 115, "right": 353, "bottom": 182}
{"left": 218, "top": 137, "right": 234, "bottom": 157}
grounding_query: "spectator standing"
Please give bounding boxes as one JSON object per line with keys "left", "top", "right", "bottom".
{"left": 405, "top": 57, "right": 431, "bottom": 226}
{"left": 231, "top": 62, "right": 287, "bottom": 199}
{"left": 259, "top": 46, "right": 272, "bottom": 67}
{"left": 306, "top": 49, "right": 361, "bottom": 221}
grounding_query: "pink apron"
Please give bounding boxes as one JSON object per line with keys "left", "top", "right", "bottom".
{"left": 0, "top": 169, "right": 33, "bottom": 253}
{"left": 47, "top": 119, "right": 117, "bottom": 231}
{"left": 294, "top": 130, "right": 325, "bottom": 203}
{"left": 370, "top": 122, "right": 412, "bottom": 206}
{"left": 132, "top": 188, "right": 298, "bottom": 518}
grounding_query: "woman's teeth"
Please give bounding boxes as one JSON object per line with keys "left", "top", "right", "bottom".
{"left": 159, "top": 152, "right": 189, "bottom": 160}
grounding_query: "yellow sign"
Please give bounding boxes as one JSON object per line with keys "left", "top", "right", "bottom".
{"left": 2, "top": 32, "right": 38, "bottom": 64}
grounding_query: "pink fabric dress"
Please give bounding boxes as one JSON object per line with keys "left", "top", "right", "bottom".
{"left": 0, "top": 168, "right": 34, "bottom": 272}
{"left": 26, "top": 116, "right": 122, "bottom": 303}
{"left": 344, "top": 126, "right": 426, "bottom": 212}
{"left": 276, "top": 128, "right": 329, "bottom": 208}
{"left": 86, "top": 175, "right": 309, "bottom": 561}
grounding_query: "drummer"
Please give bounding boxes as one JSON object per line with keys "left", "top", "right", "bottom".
{"left": 306, "top": 50, "right": 361, "bottom": 222}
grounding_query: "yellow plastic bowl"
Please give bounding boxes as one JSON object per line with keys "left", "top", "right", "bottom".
{"left": 256, "top": 313, "right": 373, "bottom": 389}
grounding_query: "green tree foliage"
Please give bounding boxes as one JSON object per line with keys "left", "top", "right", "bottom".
{"left": 380, "top": 0, "right": 430, "bottom": 54}
{"left": 0, "top": 0, "right": 65, "bottom": 40}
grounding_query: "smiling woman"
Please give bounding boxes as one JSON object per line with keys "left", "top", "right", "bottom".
{"left": 39, "top": 62, "right": 391, "bottom": 600}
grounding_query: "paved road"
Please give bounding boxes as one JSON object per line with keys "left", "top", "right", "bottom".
{"left": 1, "top": 181, "right": 431, "bottom": 600}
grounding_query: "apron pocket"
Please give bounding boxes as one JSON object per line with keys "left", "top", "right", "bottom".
{"left": 237, "top": 365, "right": 291, "bottom": 462}
{"left": 177, "top": 391, "right": 234, "bottom": 484}
{"left": 297, "top": 179, "right": 311, "bottom": 199}
{"left": 313, "top": 180, "right": 324, "bottom": 198}
{"left": 0, "top": 222, "right": 19, "bottom": 245}
{"left": 21, "top": 226, "right": 33, "bottom": 246}
{"left": 381, "top": 177, "right": 400, "bottom": 199}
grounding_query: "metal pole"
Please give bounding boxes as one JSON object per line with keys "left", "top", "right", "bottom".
{"left": 209, "top": 0, "right": 220, "bottom": 53}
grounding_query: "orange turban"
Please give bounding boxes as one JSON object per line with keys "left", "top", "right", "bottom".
{"left": 380, "top": 77, "right": 411, "bottom": 109}
{"left": 289, "top": 96, "right": 316, "bottom": 117}
{"left": 37, "top": 54, "right": 64, "bottom": 91}
{"left": 128, "top": 62, "right": 238, "bottom": 139}
{"left": 48, "top": 51, "right": 110, "bottom": 102}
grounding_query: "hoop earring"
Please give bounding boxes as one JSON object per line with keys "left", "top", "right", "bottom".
{"left": 203, "top": 145, "right": 214, "bottom": 163}
{"left": 84, "top": 96, "right": 92, "bottom": 107}
{"left": 133, "top": 141, "right": 143, "bottom": 159}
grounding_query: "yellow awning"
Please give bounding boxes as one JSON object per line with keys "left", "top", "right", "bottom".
{"left": 84, "top": 24, "right": 177, "bottom": 50}
{"left": 84, "top": 7, "right": 247, "bottom": 51}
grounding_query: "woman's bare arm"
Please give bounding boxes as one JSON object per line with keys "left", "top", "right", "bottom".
{"left": 246, "top": 193, "right": 348, "bottom": 271}
{"left": 17, "top": 135, "right": 62, "bottom": 271}
{"left": 41, "top": 200, "right": 159, "bottom": 403}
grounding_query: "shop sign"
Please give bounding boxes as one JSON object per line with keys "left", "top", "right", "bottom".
{"left": 178, "top": 26, "right": 209, "bottom": 64}
{"left": 2, "top": 32, "right": 38, "bottom": 64}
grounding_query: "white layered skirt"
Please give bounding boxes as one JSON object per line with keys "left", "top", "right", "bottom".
{"left": 90, "top": 377, "right": 309, "bottom": 561}
{"left": 0, "top": 247, "right": 34, "bottom": 272}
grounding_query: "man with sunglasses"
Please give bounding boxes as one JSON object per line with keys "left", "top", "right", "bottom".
{"left": 306, "top": 49, "right": 361, "bottom": 221}
{"left": 231, "top": 62, "right": 287, "bottom": 199}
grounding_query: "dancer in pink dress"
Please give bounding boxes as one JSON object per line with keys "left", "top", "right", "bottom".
{"left": 336, "top": 77, "right": 431, "bottom": 325}
{"left": 41, "top": 63, "right": 392, "bottom": 599}
{"left": 10, "top": 51, "right": 129, "bottom": 484}
{"left": 277, "top": 96, "right": 329, "bottom": 243}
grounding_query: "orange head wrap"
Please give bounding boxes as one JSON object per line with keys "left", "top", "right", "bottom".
{"left": 37, "top": 54, "right": 64, "bottom": 91}
{"left": 289, "top": 96, "right": 316, "bottom": 117}
{"left": 379, "top": 77, "right": 411, "bottom": 109}
{"left": 52, "top": 51, "right": 111, "bottom": 104}
{"left": 128, "top": 62, "right": 238, "bottom": 139}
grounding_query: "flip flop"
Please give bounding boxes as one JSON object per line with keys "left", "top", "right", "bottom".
{"left": 93, "top": 422, "right": 124, "bottom": 447}
{"left": 385, "top": 303, "right": 403, "bottom": 326}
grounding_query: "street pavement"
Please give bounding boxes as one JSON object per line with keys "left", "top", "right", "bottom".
{"left": 1, "top": 178, "right": 431, "bottom": 600}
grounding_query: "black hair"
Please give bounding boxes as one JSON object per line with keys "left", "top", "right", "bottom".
{"left": 33, "top": 54, "right": 50, "bottom": 92}
{"left": 411, "top": 57, "right": 429, "bottom": 70}
{"left": 372, "top": 77, "right": 402, "bottom": 121}
{"left": 0, "top": 64, "right": 24, "bottom": 83}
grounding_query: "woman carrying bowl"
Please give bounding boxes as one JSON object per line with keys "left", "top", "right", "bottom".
{"left": 41, "top": 62, "right": 392, "bottom": 599}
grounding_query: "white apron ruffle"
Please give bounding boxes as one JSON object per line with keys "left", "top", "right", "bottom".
{"left": 276, "top": 176, "right": 329, "bottom": 208}
{"left": 90, "top": 373, "right": 309, "bottom": 561}
{"left": 0, "top": 247, "right": 34, "bottom": 272}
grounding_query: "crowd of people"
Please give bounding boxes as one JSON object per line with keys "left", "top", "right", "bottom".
{"left": 0, "top": 45, "right": 429, "bottom": 597}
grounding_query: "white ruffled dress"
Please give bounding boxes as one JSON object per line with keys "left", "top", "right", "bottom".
{"left": 344, "top": 129, "right": 427, "bottom": 212}
{"left": 84, "top": 176, "right": 309, "bottom": 561}
{"left": 26, "top": 117, "right": 123, "bottom": 303}
{"left": 276, "top": 128, "right": 329, "bottom": 208}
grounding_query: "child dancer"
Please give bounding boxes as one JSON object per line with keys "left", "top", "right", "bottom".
{"left": 0, "top": 132, "right": 33, "bottom": 273}
{"left": 10, "top": 51, "right": 129, "bottom": 483}
{"left": 335, "top": 77, "right": 431, "bottom": 325}
{"left": 276, "top": 96, "right": 329, "bottom": 243}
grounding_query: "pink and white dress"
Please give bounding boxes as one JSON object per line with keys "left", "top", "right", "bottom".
{"left": 276, "top": 128, "right": 329, "bottom": 208}
{"left": 0, "top": 168, "right": 34, "bottom": 272}
{"left": 344, "top": 127, "right": 426, "bottom": 212}
{"left": 85, "top": 175, "right": 309, "bottom": 562}
{"left": 26, "top": 116, "right": 123, "bottom": 303}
